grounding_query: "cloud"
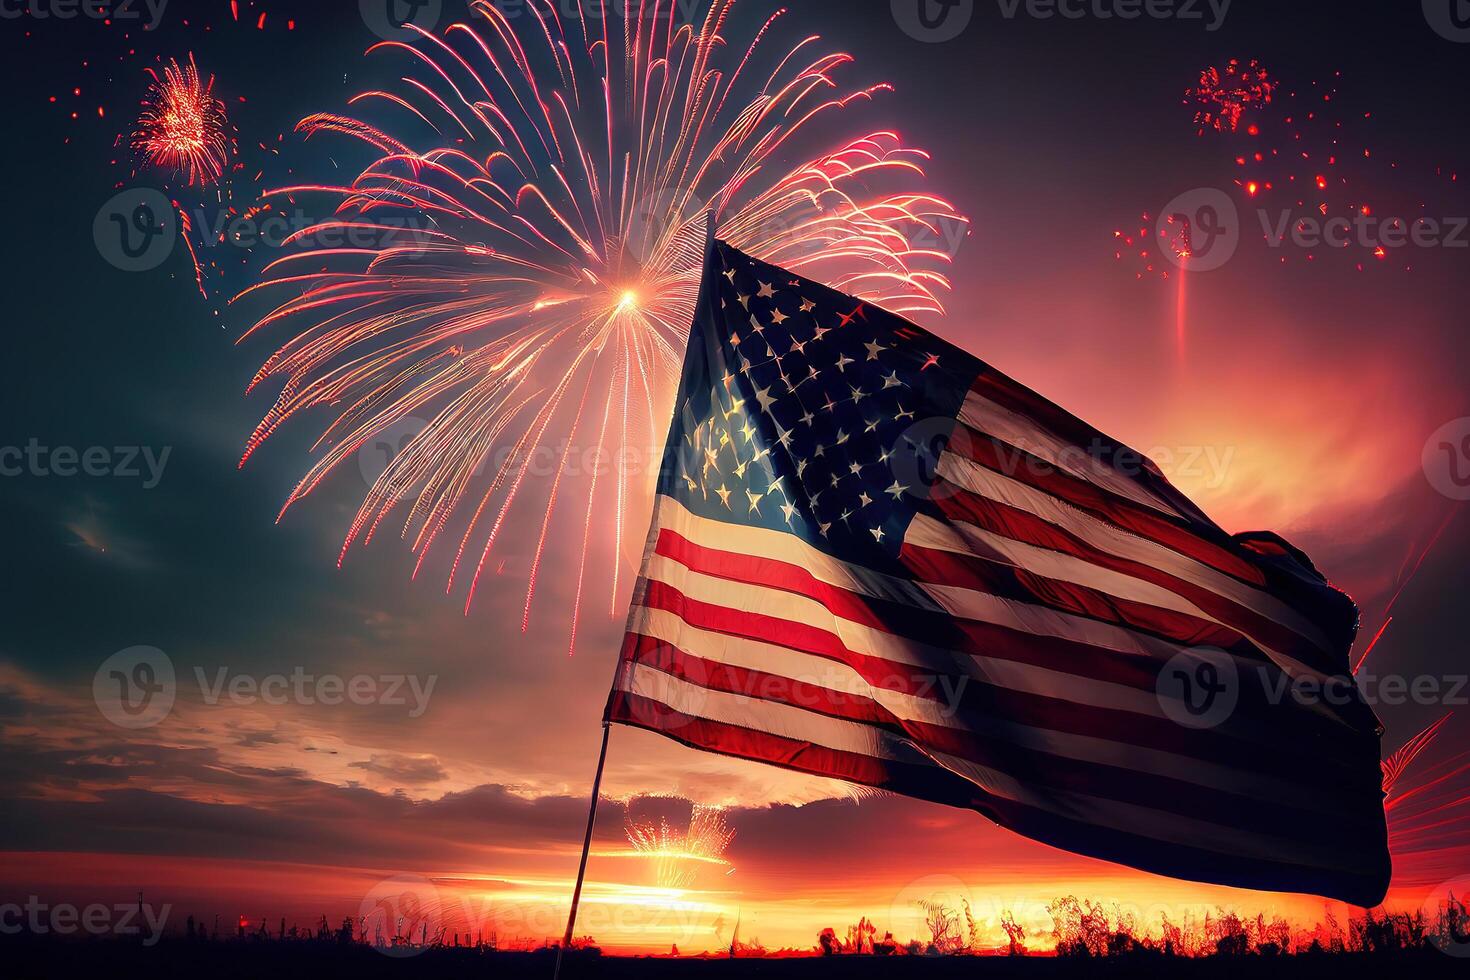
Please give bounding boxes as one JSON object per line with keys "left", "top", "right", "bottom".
{"left": 348, "top": 752, "right": 449, "bottom": 784}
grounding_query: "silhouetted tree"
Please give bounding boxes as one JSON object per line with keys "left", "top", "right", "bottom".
{"left": 918, "top": 900, "right": 963, "bottom": 954}
{"left": 1000, "top": 908, "right": 1027, "bottom": 956}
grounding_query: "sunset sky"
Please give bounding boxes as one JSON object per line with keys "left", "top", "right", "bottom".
{"left": 3, "top": 0, "right": 1469, "bottom": 955}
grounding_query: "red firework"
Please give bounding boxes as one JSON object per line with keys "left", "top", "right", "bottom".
{"left": 1186, "top": 58, "right": 1273, "bottom": 135}
{"left": 235, "top": 0, "right": 965, "bottom": 644}
{"left": 132, "top": 56, "right": 229, "bottom": 186}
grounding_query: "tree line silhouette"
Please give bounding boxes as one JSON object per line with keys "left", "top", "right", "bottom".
{"left": 5, "top": 890, "right": 1467, "bottom": 962}
{"left": 814, "top": 892, "right": 1469, "bottom": 959}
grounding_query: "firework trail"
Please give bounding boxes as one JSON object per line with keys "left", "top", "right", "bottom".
{"left": 1386, "top": 714, "right": 1470, "bottom": 866}
{"left": 133, "top": 55, "right": 230, "bottom": 186}
{"left": 235, "top": 0, "right": 965, "bottom": 645}
{"left": 1384, "top": 714, "right": 1454, "bottom": 804}
{"left": 1355, "top": 504, "right": 1461, "bottom": 674}
{"left": 175, "top": 206, "right": 210, "bottom": 299}
{"left": 626, "top": 804, "right": 735, "bottom": 889}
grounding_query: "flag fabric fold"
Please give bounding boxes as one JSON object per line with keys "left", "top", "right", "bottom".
{"left": 606, "top": 234, "right": 1391, "bottom": 907}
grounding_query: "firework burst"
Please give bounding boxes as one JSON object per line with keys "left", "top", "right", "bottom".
{"left": 132, "top": 55, "right": 230, "bottom": 186}
{"left": 235, "top": 0, "right": 966, "bottom": 644}
{"left": 1185, "top": 59, "right": 1273, "bottom": 136}
{"left": 626, "top": 804, "right": 735, "bottom": 889}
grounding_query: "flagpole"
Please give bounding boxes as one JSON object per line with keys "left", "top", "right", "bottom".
{"left": 552, "top": 721, "right": 609, "bottom": 980}
{"left": 553, "top": 210, "right": 717, "bottom": 980}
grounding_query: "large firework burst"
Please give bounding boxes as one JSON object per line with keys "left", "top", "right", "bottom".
{"left": 236, "top": 0, "right": 965, "bottom": 644}
{"left": 132, "top": 55, "right": 230, "bottom": 186}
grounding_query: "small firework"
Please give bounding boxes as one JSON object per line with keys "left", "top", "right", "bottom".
{"left": 132, "top": 56, "right": 229, "bottom": 186}
{"left": 1186, "top": 58, "right": 1273, "bottom": 135}
{"left": 626, "top": 804, "right": 735, "bottom": 889}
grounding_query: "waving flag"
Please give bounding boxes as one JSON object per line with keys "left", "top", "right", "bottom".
{"left": 606, "top": 235, "right": 1390, "bottom": 907}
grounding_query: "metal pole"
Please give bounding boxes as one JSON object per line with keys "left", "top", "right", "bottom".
{"left": 553, "top": 721, "right": 611, "bottom": 980}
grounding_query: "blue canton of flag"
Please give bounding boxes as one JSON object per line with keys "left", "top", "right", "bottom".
{"left": 656, "top": 240, "right": 979, "bottom": 569}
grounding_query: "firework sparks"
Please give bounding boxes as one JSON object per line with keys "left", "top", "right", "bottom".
{"left": 132, "top": 56, "right": 230, "bottom": 186}
{"left": 1384, "top": 714, "right": 1454, "bottom": 804}
{"left": 235, "top": 0, "right": 966, "bottom": 645}
{"left": 1111, "top": 212, "right": 1188, "bottom": 281}
{"left": 1385, "top": 714, "right": 1470, "bottom": 863}
{"left": 1187, "top": 64, "right": 1433, "bottom": 271}
{"left": 1186, "top": 59, "right": 1273, "bottom": 136}
{"left": 626, "top": 804, "right": 735, "bottom": 890}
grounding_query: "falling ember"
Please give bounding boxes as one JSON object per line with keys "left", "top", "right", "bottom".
{"left": 1113, "top": 213, "right": 1173, "bottom": 281}
{"left": 235, "top": 0, "right": 966, "bottom": 646}
{"left": 1185, "top": 58, "right": 1273, "bottom": 135}
{"left": 176, "top": 206, "right": 209, "bottom": 300}
{"left": 132, "top": 55, "right": 230, "bottom": 186}
{"left": 626, "top": 804, "right": 735, "bottom": 890}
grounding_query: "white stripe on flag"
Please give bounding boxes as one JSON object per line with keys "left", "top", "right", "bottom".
{"left": 629, "top": 604, "right": 1339, "bottom": 813}
{"left": 621, "top": 658, "right": 1367, "bottom": 876}
{"left": 642, "top": 546, "right": 1291, "bottom": 748}
{"left": 958, "top": 391, "right": 1185, "bottom": 520}
{"left": 907, "top": 513, "right": 1335, "bottom": 688}
{"left": 620, "top": 660, "right": 926, "bottom": 764}
{"left": 936, "top": 450, "right": 1331, "bottom": 653}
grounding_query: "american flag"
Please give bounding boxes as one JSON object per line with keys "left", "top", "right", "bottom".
{"left": 606, "top": 237, "right": 1390, "bottom": 907}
